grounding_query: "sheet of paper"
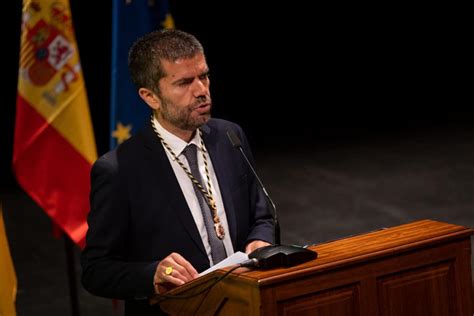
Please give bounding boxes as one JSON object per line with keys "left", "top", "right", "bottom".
{"left": 199, "top": 251, "right": 249, "bottom": 276}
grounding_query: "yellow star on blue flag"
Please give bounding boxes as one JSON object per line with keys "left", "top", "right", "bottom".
{"left": 112, "top": 122, "right": 132, "bottom": 145}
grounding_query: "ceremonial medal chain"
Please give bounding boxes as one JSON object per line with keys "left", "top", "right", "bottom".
{"left": 151, "top": 115, "right": 225, "bottom": 240}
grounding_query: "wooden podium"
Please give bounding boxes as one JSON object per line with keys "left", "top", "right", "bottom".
{"left": 153, "top": 220, "right": 473, "bottom": 315}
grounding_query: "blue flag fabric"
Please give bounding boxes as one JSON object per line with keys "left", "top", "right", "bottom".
{"left": 110, "top": 0, "right": 173, "bottom": 149}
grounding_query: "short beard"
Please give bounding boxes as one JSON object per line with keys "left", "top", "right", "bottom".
{"left": 159, "top": 96, "right": 211, "bottom": 131}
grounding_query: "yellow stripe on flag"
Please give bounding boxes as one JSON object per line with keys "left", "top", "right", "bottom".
{"left": 0, "top": 204, "right": 17, "bottom": 316}
{"left": 14, "top": 0, "right": 97, "bottom": 247}
{"left": 17, "top": 0, "right": 96, "bottom": 164}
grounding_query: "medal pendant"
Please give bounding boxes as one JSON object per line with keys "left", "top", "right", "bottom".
{"left": 215, "top": 223, "right": 225, "bottom": 240}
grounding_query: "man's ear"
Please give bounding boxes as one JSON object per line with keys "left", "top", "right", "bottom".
{"left": 138, "top": 88, "right": 161, "bottom": 110}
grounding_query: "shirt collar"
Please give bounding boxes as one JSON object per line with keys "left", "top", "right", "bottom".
{"left": 153, "top": 117, "right": 202, "bottom": 160}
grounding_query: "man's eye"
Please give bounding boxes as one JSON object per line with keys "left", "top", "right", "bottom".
{"left": 178, "top": 79, "right": 193, "bottom": 86}
{"left": 199, "top": 73, "right": 210, "bottom": 80}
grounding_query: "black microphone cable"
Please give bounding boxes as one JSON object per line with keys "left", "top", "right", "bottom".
{"left": 152, "top": 258, "right": 259, "bottom": 303}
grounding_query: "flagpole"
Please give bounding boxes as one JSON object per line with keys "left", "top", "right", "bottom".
{"left": 64, "top": 235, "right": 80, "bottom": 316}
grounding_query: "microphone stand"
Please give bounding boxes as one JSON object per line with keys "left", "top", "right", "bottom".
{"left": 227, "top": 130, "right": 317, "bottom": 269}
{"left": 234, "top": 143, "right": 280, "bottom": 244}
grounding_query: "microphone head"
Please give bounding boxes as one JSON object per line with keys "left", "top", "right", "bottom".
{"left": 226, "top": 129, "right": 242, "bottom": 148}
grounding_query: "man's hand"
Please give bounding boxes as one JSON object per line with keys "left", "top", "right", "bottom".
{"left": 245, "top": 240, "right": 271, "bottom": 254}
{"left": 153, "top": 252, "right": 199, "bottom": 293}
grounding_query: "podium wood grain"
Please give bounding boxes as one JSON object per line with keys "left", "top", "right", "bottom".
{"left": 153, "top": 220, "right": 473, "bottom": 315}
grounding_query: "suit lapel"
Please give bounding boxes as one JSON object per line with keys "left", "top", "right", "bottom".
{"left": 201, "top": 124, "right": 238, "bottom": 248}
{"left": 143, "top": 123, "right": 207, "bottom": 258}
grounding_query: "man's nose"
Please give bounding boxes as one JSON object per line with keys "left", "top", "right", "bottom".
{"left": 192, "top": 79, "right": 209, "bottom": 98}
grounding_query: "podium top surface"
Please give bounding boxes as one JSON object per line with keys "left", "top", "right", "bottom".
{"left": 153, "top": 219, "right": 473, "bottom": 303}
{"left": 229, "top": 219, "right": 473, "bottom": 286}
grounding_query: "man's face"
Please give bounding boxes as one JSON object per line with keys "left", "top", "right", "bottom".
{"left": 156, "top": 52, "right": 212, "bottom": 132}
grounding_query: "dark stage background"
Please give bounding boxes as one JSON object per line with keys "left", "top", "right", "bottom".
{"left": 1, "top": 1, "right": 472, "bottom": 180}
{"left": 1, "top": 1, "right": 472, "bottom": 315}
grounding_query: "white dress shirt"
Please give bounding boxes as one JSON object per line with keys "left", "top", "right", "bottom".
{"left": 153, "top": 117, "right": 234, "bottom": 265}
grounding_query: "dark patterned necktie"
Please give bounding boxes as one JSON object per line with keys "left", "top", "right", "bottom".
{"left": 182, "top": 144, "right": 227, "bottom": 265}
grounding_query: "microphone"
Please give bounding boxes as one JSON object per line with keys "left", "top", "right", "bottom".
{"left": 227, "top": 129, "right": 318, "bottom": 269}
{"left": 226, "top": 130, "right": 281, "bottom": 244}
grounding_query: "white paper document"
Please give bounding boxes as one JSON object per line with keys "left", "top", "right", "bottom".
{"left": 199, "top": 251, "right": 249, "bottom": 276}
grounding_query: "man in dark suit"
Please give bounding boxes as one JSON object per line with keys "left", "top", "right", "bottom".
{"left": 81, "top": 29, "right": 273, "bottom": 314}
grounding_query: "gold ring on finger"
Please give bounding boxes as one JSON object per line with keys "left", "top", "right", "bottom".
{"left": 165, "top": 266, "right": 173, "bottom": 275}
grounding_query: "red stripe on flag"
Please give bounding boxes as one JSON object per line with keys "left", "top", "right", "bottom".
{"left": 13, "top": 94, "right": 92, "bottom": 248}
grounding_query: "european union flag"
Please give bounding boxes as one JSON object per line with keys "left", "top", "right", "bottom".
{"left": 110, "top": 0, "right": 174, "bottom": 149}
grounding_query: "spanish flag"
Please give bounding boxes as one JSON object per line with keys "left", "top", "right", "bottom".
{"left": 0, "top": 204, "right": 17, "bottom": 316}
{"left": 13, "top": 0, "right": 97, "bottom": 248}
